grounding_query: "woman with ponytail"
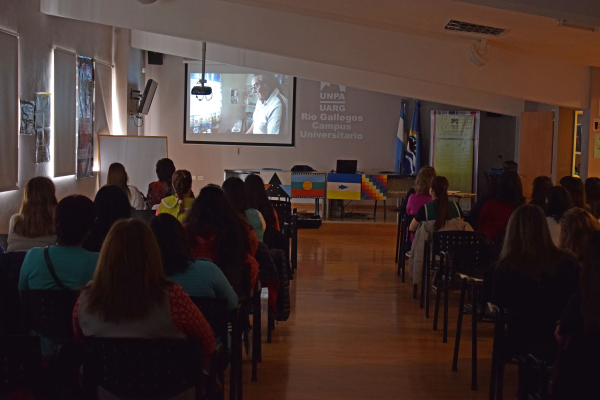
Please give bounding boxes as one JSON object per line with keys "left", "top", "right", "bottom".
{"left": 409, "top": 176, "right": 462, "bottom": 232}
{"left": 156, "top": 170, "right": 194, "bottom": 222}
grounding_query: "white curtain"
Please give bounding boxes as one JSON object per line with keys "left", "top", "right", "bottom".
{"left": 0, "top": 32, "right": 19, "bottom": 191}
{"left": 53, "top": 49, "right": 77, "bottom": 177}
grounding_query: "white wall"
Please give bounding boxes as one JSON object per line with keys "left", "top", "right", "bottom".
{"left": 0, "top": 0, "right": 113, "bottom": 233}
{"left": 42, "top": 0, "right": 591, "bottom": 110}
{"left": 144, "top": 54, "right": 516, "bottom": 196}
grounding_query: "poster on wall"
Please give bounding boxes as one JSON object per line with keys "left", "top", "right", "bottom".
{"left": 20, "top": 100, "right": 35, "bottom": 135}
{"left": 35, "top": 93, "right": 51, "bottom": 163}
{"left": 430, "top": 111, "right": 479, "bottom": 194}
{"left": 77, "top": 56, "right": 94, "bottom": 179}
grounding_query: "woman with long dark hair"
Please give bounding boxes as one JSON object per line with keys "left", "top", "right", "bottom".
{"left": 409, "top": 176, "right": 462, "bottom": 232}
{"left": 585, "top": 177, "right": 600, "bottom": 216}
{"left": 8, "top": 177, "right": 57, "bottom": 252}
{"left": 147, "top": 158, "right": 176, "bottom": 209}
{"left": 245, "top": 174, "right": 279, "bottom": 231}
{"left": 150, "top": 213, "right": 238, "bottom": 311}
{"left": 478, "top": 171, "right": 525, "bottom": 242}
{"left": 545, "top": 186, "right": 573, "bottom": 246}
{"left": 553, "top": 231, "right": 600, "bottom": 399}
{"left": 223, "top": 177, "right": 265, "bottom": 242}
{"left": 560, "top": 176, "right": 586, "bottom": 209}
{"left": 492, "top": 205, "right": 579, "bottom": 362}
{"left": 184, "top": 185, "right": 258, "bottom": 298}
{"left": 529, "top": 176, "right": 553, "bottom": 208}
{"left": 83, "top": 185, "right": 131, "bottom": 252}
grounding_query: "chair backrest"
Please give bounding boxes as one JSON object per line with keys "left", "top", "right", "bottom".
{"left": 21, "top": 289, "right": 79, "bottom": 344}
{"left": 432, "top": 231, "right": 485, "bottom": 258}
{"left": 82, "top": 337, "right": 203, "bottom": 399}
{"left": 271, "top": 200, "right": 291, "bottom": 234}
{"left": 0, "top": 335, "right": 42, "bottom": 396}
{"left": 132, "top": 209, "right": 156, "bottom": 225}
{"left": 0, "top": 233, "right": 8, "bottom": 251}
{"left": 451, "top": 241, "right": 492, "bottom": 279}
{"left": 0, "top": 252, "right": 27, "bottom": 335}
{"left": 189, "top": 296, "right": 229, "bottom": 339}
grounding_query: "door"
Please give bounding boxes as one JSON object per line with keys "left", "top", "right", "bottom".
{"left": 519, "top": 111, "right": 554, "bottom": 199}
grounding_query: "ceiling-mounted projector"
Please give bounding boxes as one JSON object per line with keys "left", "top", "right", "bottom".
{"left": 192, "top": 86, "right": 213, "bottom": 96}
{"left": 467, "top": 39, "right": 489, "bottom": 67}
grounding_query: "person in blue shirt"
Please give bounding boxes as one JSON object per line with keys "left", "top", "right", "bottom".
{"left": 150, "top": 213, "right": 238, "bottom": 312}
{"left": 19, "top": 195, "right": 98, "bottom": 292}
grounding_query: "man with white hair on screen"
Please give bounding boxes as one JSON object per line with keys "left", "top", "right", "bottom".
{"left": 245, "top": 74, "right": 287, "bottom": 135}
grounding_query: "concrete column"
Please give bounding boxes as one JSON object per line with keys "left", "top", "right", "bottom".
{"left": 583, "top": 67, "right": 600, "bottom": 180}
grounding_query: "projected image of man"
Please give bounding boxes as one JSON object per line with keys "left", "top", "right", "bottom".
{"left": 246, "top": 74, "right": 287, "bottom": 135}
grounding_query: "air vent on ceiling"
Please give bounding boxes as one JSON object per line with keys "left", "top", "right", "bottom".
{"left": 445, "top": 20, "right": 508, "bottom": 37}
{"left": 557, "top": 19, "right": 598, "bottom": 32}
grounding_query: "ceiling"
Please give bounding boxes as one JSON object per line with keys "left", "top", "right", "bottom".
{"left": 219, "top": 0, "right": 600, "bottom": 67}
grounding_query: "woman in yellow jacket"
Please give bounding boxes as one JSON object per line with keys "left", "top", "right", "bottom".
{"left": 156, "top": 170, "right": 194, "bottom": 222}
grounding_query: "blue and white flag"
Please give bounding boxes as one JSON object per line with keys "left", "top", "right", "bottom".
{"left": 394, "top": 100, "right": 406, "bottom": 174}
{"left": 403, "top": 100, "right": 422, "bottom": 175}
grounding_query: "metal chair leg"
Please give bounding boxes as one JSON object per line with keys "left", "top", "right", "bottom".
{"left": 452, "top": 277, "right": 468, "bottom": 371}
{"left": 413, "top": 284, "right": 418, "bottom": 299}
{"left": 471, "top": 283, "right": 478, "bottom": 390}
{"left": 425, "top": 252, "right": 431, "bottom": 318}
{"left": 443, "top": 257, "right": 450, "bottom": 343}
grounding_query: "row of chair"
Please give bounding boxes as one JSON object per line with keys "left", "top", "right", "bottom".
{"left": 395, "top": 212, "right": 496, "bottom": 392}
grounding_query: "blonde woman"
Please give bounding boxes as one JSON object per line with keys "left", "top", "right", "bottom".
{"left": 559, "top": 208, "right": 600, "bottom": 263}
{"left": 406, "top": 166, "right": 436, "bottom": 216}
{"left": 106, "top": 163, "right": 146, "bottom": 210}
{"left": 7, "top": 177, "right": 58, "bottom": 252}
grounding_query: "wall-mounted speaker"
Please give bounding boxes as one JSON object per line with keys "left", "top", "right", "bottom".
{"left": 148, "top": 51, "right": 163, "bottom": 65}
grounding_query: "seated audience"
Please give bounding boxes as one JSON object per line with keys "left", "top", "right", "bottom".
{"left": 560, "top": 176, "right": 586, "bottom": 209}
{"left": 559, "top": 208, "right": 600, "bottom": 263}
{"left": 492, "top": 205, "right": 580, "bottom": 362}
{"left": 106, "top": 162, "right": 146, "bottom": 210}
{"left": 223, "top": 177, "right": 265, "bottom": 242}
{"left": 185, "top": 185, "right": 258, "bottom": 299}
{"left": 466, "top": 177, "right": 499, "bottom": 231}
{"left": 147, "top": 158, "right": 176, "bottom": 209}
{"left": 150, "top": 213, "right": 238, "bottom": 311}
{"left": 553, "top": 231, "right": 600, "bottom": 400}
{"left": 409, "top": 176, "right": 462, "bottom": 232}
{"left": 529, "top": 175, "right": 553, "bottom": 208}
{"left": 7, "top": 177, "right": 57, "bottom": 252}
{"left": 245, "top": 174, "right": 280, "bottom": 231}
{"left": 156, "top": 170, "right": 194, "bottom": 222}
{"left": 406, "top": 166, "right": 437, "bottom": 216}
{"left": 478, "top": 171, "right": 524, "bottom": 242}
{"left": 585, "top": 176, "right": 600, "bottom": 217}
{"left": 545, "top": 186, "right": 573, "bottom": 246}
{"left": 19, "top": 195, "right": 98, "bottom": 292}
{"left": 83, "top": 185, "right": 131, "bottom": 252}
{"left": 73, "top": 219, "right": 216, "bottom": 367}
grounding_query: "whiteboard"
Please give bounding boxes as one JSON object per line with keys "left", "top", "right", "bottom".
{"left": 99, "top": 135, "right": 168, "bottom": 193}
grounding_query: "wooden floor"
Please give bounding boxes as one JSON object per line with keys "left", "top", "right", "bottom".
{"left": 241, "top": 222, "right": 514, "bottom": 399}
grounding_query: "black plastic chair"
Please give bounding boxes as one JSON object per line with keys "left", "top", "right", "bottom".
{"left": 0, "top": 252, "right": 27, "bottom": 335}
{"left": 190, "top": 297, "right": 240, "bottom": 400}
{"left": 132, "top": 209, "right": 157, "bottom": 225}
{"left": 20, "top": 289, "right": 79, "bottom": 345}
{"left": 0, "top": 335, "right": 42, "bottom": 397}
{"left": 428, "top": 231, "right": 485, "bottom": 343}
{"left": 82, "top": 337, "right": 206, "bottom": 399}
{"left": 450, "top": 240, "right": 492, "bottom": 390}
